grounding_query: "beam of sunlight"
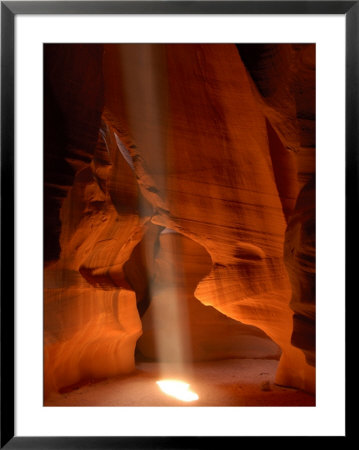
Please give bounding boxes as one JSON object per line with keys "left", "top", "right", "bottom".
{"left": 156, "top": 380, "right": 199, "bottom": 402}
{"left": 117, "top": 44, "right": 193, "bottom": 381}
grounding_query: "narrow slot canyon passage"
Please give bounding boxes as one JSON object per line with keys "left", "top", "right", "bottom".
{"left": 44, "top": 43, "right": 315, "bottom": 407}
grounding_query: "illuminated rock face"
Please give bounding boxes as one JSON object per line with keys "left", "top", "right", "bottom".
{"left": 137, "top": 230, "right": 281, "bottom": 363}
{"left": 44, "top": 114, "right": 145, "bottom": 396}
{"left": 238, "top": 44, "right": 316, "bottom": 370}
{"left": 44, "top": 43, "right": 315, "bottom": 396}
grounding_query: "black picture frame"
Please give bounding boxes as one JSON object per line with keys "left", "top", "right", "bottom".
{"left": 1, "top": 1, "right": 353, "bottom": 447}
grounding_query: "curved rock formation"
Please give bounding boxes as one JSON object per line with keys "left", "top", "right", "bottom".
{"left": 44, "top": 43, "right": 315, "bottom": 397}
{"left": 238, "top": 44, "right": 316, "bottom": 371}
{"left": 102, "top": 43, "right": 315, "bottom": 391}
{"left": 137, "top": 230, "right": 281, "bottom": 363}
{"left": 44, "top": 123, "right": 146, "bottom": 396}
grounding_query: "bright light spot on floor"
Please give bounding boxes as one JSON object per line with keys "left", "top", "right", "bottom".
{"left": 156, "top": 380, "right": 199, "bottom": 402}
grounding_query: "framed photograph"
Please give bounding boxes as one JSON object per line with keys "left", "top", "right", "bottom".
{"left": 1, "top": 1, "right": 352, "bottom": 446}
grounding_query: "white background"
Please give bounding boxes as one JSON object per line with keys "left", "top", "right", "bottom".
{"left": 15, "top": 14, "right": 345, "bottom": 436}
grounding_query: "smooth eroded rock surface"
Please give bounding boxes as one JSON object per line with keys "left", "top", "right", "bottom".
{"left": 44, "top": 43, "right": 315, "bottom": 398}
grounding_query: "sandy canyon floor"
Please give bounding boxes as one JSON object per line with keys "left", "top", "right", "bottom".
{"left": 44, "top": 359, "right": 315, "bottom": 407}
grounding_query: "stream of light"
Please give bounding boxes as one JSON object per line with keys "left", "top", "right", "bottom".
{"left": 118, "top": 46, "right": 195, "bottom": 396}
{"left": 156, "top": 380, "right": 199, "bottom": 402}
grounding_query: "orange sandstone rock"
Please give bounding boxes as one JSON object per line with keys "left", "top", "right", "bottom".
{"left": 137, "top": 230, "right": 281, "bottom": 363}
{"left": 44, "top": 43, "right": 316, "bottom": 397}
{"left": 103, "top": 43, "right": 315, "bottom": 392}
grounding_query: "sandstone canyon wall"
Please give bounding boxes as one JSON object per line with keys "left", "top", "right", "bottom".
{"left": 44, "top": 43, "right": 315, "bottom": 397}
